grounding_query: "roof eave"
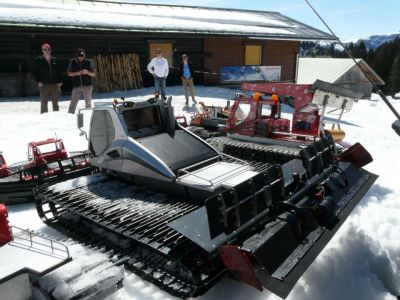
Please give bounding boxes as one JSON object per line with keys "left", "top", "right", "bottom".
{"left": 358, "top": 59, "right": 386, "bottom": 85}
{"left": 0, "top": 22, "right": 334, "bottom": 41}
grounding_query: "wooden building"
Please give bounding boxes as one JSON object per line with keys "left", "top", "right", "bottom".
{"left": 0, "top": 0, "right": 334, "bottom": 96}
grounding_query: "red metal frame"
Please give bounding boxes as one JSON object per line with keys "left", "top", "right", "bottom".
{"left": 219, "top": 245, "right": 263, "bottom": 291}
{"left": 26, "top": 138, "right": 68, "bottom": 167}
{"left": 241, "top": 82, "right": 314, "bottom": 110}
{"left": 0, "top": 204, "right": 13, "bottom": 246}
{"left": 0, "top": 152, "right": 10, "bottom": 178}
{"left": 337, "top": 142, "right": 373, "bottom": 168}
{"left": 226, "top": 84, "right": 321, "bottom": 141}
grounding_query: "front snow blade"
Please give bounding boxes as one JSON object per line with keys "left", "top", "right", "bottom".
{"left": 239, "top": 162, "right": 377, "bottom": 298}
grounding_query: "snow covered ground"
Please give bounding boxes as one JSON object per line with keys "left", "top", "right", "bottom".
{"left": 2, "top": 85, "right": 400, "bottom": 300}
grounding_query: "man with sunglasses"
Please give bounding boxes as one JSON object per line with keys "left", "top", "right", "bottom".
{"left": 67, "top": 48, "right": 96, "bottom": 114}
{"left": 32, "top": 43, "right": 63, "bottom": 114}
{"left": 147, "top": 48, "right": 169, "bottom": 100}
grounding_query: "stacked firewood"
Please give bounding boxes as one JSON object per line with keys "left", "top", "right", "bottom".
{"left": 92, "top": 53, "right": 143, "bottom": 92}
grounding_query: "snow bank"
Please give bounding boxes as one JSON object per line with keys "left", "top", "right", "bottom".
{"left": 3, "top": 88, "right": 400, "bottom": 300}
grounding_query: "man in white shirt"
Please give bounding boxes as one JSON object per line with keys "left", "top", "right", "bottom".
{"left": 147, "top": 49, "right": 169, "bottom": 99}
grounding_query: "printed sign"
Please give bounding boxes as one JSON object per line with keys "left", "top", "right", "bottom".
{"left": 220, "top": 66, "right": 281, "bottom": 83}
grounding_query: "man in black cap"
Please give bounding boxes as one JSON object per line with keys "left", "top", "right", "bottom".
{"left": 67, "top": 48, "right": 96, "bottom": 114}
{"left": 32, "top": 43, "right": 63, "bottom": 114}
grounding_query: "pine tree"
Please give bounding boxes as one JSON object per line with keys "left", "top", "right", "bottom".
{"left": 387, "top": 48, "right": 400, "bottom": 96}
{"left": 371, "top": 42, "right": 392, "bottom": 87}
{"left": 355, "top": 41, "right": 368, "bottom": 59}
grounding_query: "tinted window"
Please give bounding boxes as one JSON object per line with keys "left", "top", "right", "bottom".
{"left": 123, "top": 106, "right": 161, "bottom": 131}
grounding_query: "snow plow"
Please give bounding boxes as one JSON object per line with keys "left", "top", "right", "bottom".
{"left": 35, "top": 95, "right": 377, "bottom": 298}
{"left": 0, "top": 138, "right": 95, "bottom": 204}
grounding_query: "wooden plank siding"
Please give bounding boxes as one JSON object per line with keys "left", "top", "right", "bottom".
{"left": 203, "top": 38, "right": 244, "bottom": 85}
{"left": 0, "top": 72, "right": 37, "bottom": 97}
{"left": 204, "top": 38, "right": 300, "bottom": 85}
{"left": 263, "top": 40, "right": 300, "bottom": 82}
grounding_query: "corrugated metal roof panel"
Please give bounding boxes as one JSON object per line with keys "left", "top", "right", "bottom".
{"left": 0, "top": 0, "right": 334, "bottom": 40}
{"left": 298, "top": 58, "right": 357, "bottom": 84}
{"left": 297, "top": 57, "right": 385, "bottom": 85}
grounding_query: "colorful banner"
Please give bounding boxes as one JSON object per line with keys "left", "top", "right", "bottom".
{"left": 220, "top": 66, "right": 281, "bottom": 83}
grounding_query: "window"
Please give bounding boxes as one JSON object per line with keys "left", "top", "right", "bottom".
{"left": 123, "top": 106, "right": 161, "bottom": 131}
{"left": 149, "top": 43, "right": 173, "bottom": 65}
{"left": 261, "top": 104, "right": 272, "bottom": 118}
{"left": 245, "top": 45, "right": 262, "bottom": 65}
{"left": 232, "top": 103, "right": 251, "bottom": 125}
{"left": 36, "top": 142, "right": 61, "bottom": 154}
{"left": 261, "top": 103, "right": 279, "bottom": 119}
{"left": 28, "top": 146, "right": 33, "bottom": 161}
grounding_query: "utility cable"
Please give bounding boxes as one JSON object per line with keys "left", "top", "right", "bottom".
{"left": 304, "top": 0, "right": 400, "bottom": 125}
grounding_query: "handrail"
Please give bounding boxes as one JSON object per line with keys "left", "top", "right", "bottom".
{"left": 10, "top": 226, "right": 70, "bottom": 260}
{"left": 177, "top": 153, "right": 253, "bottom": 187}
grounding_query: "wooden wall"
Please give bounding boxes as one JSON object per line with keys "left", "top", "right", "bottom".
{"left": 204, "top": 38, "right": 300, "bottom": 85}
{"left": 0, "top": 30, "right": 205, "bottom": 96}
{"left": 0, "top": 28, "right": 300, "bottom": 96}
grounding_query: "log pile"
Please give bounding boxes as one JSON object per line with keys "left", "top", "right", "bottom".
{"left": 92, "top": 53, "right": 143, "bottom": 93}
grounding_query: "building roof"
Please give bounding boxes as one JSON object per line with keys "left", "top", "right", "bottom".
{"left": 0, "top": 0, "right": 334, "bottom": 40}
{"left": 297, "top": 57, "right": 385, "bottom": 85}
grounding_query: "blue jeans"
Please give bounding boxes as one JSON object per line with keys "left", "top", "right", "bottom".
{"left": 154, "top": 76, "right": 166, "bottom": 98}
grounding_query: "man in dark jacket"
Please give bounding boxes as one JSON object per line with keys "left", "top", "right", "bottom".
{"left": 179, "top": 54, "right": 196, "bottom": 105}
{"left": 67, "top": 48, "right": 96, "bottom": 114}
{"left": 32, "top": 43, "right": 63, "bottom": 114}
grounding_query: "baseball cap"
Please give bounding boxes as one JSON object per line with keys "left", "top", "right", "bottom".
{"left": 76, "top": 48, "right": 85, "bottom": 57}
{"left": 41, "top": 43, "right": 51, "bottom": 50}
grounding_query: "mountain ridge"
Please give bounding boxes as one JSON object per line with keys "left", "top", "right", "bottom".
{"left": 346, "top": 33, "right": 400, "bottom": 49}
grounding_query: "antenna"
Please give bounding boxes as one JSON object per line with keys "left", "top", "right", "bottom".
{"left": 304, "top": 0, "right": 400, "bottom": 135}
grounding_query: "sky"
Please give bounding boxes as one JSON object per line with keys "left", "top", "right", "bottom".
{"left": 2, "top": 85, "right": 400, "bottom": 300}
{"left": 121, "top": 0, "right": 400, "bottom": 41}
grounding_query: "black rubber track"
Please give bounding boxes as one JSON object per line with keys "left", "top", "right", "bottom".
{"left": 36, "top": 174, "right": 225, "bottom": 298}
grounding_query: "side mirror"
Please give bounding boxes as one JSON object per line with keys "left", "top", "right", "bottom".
{"left": 77, "top": 113, "right": 88, "bottom": 140}
{"left": 77, "top": 113, "right": 84, "bottom": 129}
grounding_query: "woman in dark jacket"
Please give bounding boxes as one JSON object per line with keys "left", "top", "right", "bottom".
{"left": 179, "top": 54, "right": 196, "bottom": 105}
